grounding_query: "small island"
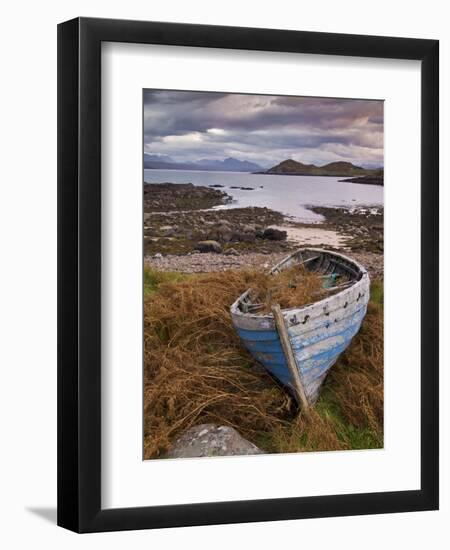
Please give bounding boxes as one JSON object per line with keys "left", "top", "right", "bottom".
{"left": 258, "top": 158, "right": 382, "bottom": 180}
{"left": 339, "top": 173, "right": 384, "bottom": 186}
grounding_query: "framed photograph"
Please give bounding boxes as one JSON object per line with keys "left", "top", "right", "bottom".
{"left": 57, "top": 17, "right": 439, "bottom": 533}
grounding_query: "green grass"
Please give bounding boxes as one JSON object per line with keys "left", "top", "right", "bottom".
{"left": 144, "top": 268, "right": 187, "bottom": 295}
{"left": 315, "top": 387, "right": 383, "bottom": 450}
{"left": 370, "top": 279, "right": 384, "bottom": 307}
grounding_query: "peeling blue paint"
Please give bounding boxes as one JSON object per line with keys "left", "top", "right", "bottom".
{"left": 235, "top": 310, "right": 366, "bottom": 403}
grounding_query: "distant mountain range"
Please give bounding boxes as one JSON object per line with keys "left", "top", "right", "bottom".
{"left": 144, "top": 154, "right": 262, "bottom": 172}
{"left": 261, "top": 159, "right": 383, "bottom": 177}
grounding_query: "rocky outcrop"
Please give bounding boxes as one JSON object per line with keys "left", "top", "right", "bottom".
{"left": 165, "top": 424, "right": 264, "bottom": 458}
{"left": 143, "top": 182, "right": 231, "bottom": 212}
{"left": 143, "top": 186, "right": 287, "bottom": 256}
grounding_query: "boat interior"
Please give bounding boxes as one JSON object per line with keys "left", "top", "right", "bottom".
{"left": 238, "top": 249, "right": 365, "bottom": 315}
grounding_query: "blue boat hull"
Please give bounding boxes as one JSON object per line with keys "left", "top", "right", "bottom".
{"left": 234, "top": 304, "right": 367, "bottom": 402}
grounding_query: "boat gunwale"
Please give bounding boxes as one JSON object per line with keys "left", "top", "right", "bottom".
{"left": 237, "top": 302, "right": 367, "bottom": 347}
{"left": 235, "top": 298, "right": 368, "bottom": 340}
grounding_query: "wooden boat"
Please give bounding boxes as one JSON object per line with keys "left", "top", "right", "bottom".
{"left": 230, "top": 248, "right": 370, "bottom": 406}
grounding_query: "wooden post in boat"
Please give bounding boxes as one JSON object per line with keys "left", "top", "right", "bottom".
{"left": 271, "top": 304, "right": 310, "bottom": 414}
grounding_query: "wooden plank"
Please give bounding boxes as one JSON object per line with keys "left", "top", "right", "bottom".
{"left": 271, "top": 304, "right": 310, "bottom": 413}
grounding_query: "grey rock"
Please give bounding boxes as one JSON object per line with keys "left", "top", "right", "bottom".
{"left": 160, "top": 225, "right": 176, "bottom": 237}
{"left": 166, "top": 424, "right": 264, "bottom": 458}
{"left": 219, "top": 232, "right": 233, "bottom": 243}
{"left": 195, "top": 240, "right": 222, "bottom": 253}
{"left": 262, "top": 227, "right": 287, "bottom": 241}
{"left": 194, "top": 231, "right": 207, "bottom": 240}
{"left": 232, "top": 225, "right": 257, "bottom": 243}
{"left": 224, "top": 247, "right": 239, "bottom": 256}
{"left": 218, "top": 219, "right": 232, "bottom": 227}
{"left": 240, "top": 232, "right": 256, "bottom": 243}
{"left": 216, "top": 224, "right": 233, "bottom": 242}
{"left": 242, "top": 224, "right": 256, "bottom": 233}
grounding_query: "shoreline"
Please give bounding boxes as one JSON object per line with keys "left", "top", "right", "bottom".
{"left": 144, "top": 183, "right": 384, "bottom": 277}
{"left": 145, "top": 250, "right": 383, "bottom": 279}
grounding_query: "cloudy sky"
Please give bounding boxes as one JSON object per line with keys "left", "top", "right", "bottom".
{"left": 143, "top": 90, "right": 384, "bottom": 168}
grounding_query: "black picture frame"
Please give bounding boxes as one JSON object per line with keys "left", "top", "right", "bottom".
{"left": 57, "top": 17, "right": 439, "bottom": 533}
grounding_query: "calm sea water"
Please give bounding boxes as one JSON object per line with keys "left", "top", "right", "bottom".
{"left": 143, "top": 169, "right": 384, "bottom": 222}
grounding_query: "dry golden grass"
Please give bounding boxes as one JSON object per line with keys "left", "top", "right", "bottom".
{"left": 245, "top": 265, "right": 329, "bottom": 314}
{"left": 143, "top": 269, "right": 383, "bottom": 459}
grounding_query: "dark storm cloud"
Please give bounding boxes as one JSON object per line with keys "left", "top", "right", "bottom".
{"left": 144, "top": 89, "right": 228, "bottom": 105}
{"left": 143, "top": 90, "right": 384, "bottom": 167}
